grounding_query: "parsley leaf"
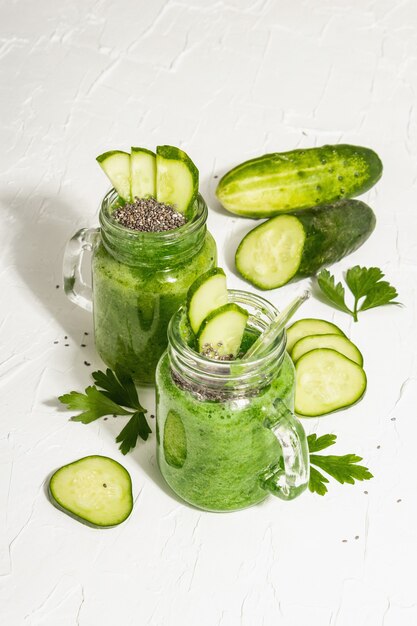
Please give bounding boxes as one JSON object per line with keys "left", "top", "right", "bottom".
{"left": 59, "top": 386, "right": 130, "bottom": 424}
{"left": 316, "top": 269, "right": 352, "bottom": 315}
{"left": 307, "top": 433, "right": 373, "bottom": 495}
{"left": 92, "top": 366, "right": 143, "bottom": 410}
{"left": 307, "top": 433, "right": 337, "bottom": 453}
{"left": 116, "top": 411, "right": 152, "bottom": 455}
{"left": 59, "top": 367, "right": 152, "bottom": 453}
{"left": 316, "top": 266, "right": 400, "bottom": 321}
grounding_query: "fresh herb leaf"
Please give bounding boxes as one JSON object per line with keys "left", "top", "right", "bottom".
{"left": 359, "top": 281, "right": 399, "bottom": 311}
{"left": 116, "top": 411, "right": 152, "bottom": 455}
{"left": 345, "top": 265, "right": 383, "bottom": 299}
{"left": 307, "top": 433, "right": 337, "bottom": 453}
{"left": 309, "top": 466, "right": 330, "bottom": 496}
{"left": 307, "top": 433, "right": 373, "bottom": 495}
{"left": 59, "top": 367, "right": 152, "bottom": 453}
{"left": 59, "top": 386, "right": 130, "bottom": 424}
{"left": 316, "top": 266, "right": 400, "bottom": 321}
{"left": 316, "top": 269, "right": 352, "bottom": 315}
{"left": 92, "top": 366, "right": 143, "bottom": 410}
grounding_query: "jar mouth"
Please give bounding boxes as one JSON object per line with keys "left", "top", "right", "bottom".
{"left": 99, "top": 188, "right": 207, "bottom": 242}
{"left": 168, "top": 290, "right": 287, "bottom": 395}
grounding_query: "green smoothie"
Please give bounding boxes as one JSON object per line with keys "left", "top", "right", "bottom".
{"left": 156, "top": 348, "right": 296, "bottom": 511}
{"left": 92, "top": 231, "right": 216, "bottom": 385}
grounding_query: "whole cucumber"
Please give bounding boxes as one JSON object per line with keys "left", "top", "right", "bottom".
{"left": 216, "top": 145, "right": 382, "bottom": 218}
{"left": 235, "top": 199, "right": 376, "bottom": 289}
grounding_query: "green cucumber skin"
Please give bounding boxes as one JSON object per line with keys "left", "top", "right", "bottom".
{"left": 216, "top": 145, "right": 383, "bottom": 218}
{"left": 236, "top": 199, "right": 376, "bottom": 289}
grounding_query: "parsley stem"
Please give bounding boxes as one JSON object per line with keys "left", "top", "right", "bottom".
{"left": 353, "top": 298, "right": 359, "bottom": 322}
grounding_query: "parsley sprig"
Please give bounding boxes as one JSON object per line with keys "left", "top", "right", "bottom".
{"left": 308, "top": 433, "right": 373, "bottom": 496}
{"left": 59, "top": 366, "right": 151, "bottom": 455}
{"left": 317, "top": 266, "right": 400, "bottom": 322}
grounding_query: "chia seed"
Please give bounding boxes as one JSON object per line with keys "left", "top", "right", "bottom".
{"left": 113, "top": 197, "right": 187, "bottom": 232}
{"left": 200, "top": 342, "right": 234, "bottom": 361}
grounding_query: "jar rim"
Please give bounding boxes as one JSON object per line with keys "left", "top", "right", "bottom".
{"left": 99, "top": 188, "right": 207, "bottom": 242}
{"left": 168, "top": 290, "right": 287, "bottom": 392}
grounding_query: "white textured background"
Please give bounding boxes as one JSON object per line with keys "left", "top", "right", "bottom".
{"left": 1, "top": 1, "right": 417, "bottom": 624}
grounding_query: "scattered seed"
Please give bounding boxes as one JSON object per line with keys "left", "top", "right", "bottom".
{"left": 397, "top": 498, "right": 402, "bottom": 503}
{"left": 355, "top": 535, "right": 359, "bottom": 540}
{"left": 56, "top": 285, "right": 60, "bottom": 289}
{"left": 84, "top": 361, "right": 91, "bottom": 366}
{"left": 103, "top": 483, "right": 107, "bottom": 488}
{"left": 214, "top": 175, "right": 219, "bottom": 178}
{"left": 377, "top": 445, "right": 381, "bottom": 449}
{"left": 81, "top": 344, "right": 86, "bottom": 347}
{"left": 342, "top": 539, "right": 347, "bottom": 543}
{"left": 64, "top": 344, "right": 69, "bottom": 347}
{"left": 84, "top": 332, "right": 89, "bottom": 336}
{"left": 364, "top": 490, "right": 368, "bottom": 494}
{"left": 391, "top": 417, "right": 396, "bottom": 421}
{"left": 150, "top": 414, "right": 155, "bottom": 419}
{"left": 113, "top": 197, "right": 187, "bottom": 232}
{"left": 103, "top": 417, "right": 108, "bottom": 421}
{"left": 54, "top": 341, "right": 58, "bottom": 344}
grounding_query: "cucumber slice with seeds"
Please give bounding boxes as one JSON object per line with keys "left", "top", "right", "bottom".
{"left": 49, "top": 455, "right": 133, "bottom": 528}
{"left": 130, "top": 147, "right": 156, "bottom": 199}
{"left": 292, "top": 333, "right": 363, "bottom": 366}
{"left": 287, "top": 318, "right": 345, "bottom": 353}
{"left": 295, "top": 348, "right": 367, "bottom": 417}
{"left": 156, "top": 145, "right": 199, "bottom": 216}
{"left": 197, "top": 303, "right": 249, "bottom": 359}
{"left": 187, "top": 268, "right": 228, "bottom": 334}
{"left": 96, "top": 150, "right": 131, "bottom": 201}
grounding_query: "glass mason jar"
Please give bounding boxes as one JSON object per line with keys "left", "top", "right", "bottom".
{"left": 63, "top": 189, "right": 217, "bottom": 385}
{"left": 156, "top": 290, "right": 309, "bottom": 512}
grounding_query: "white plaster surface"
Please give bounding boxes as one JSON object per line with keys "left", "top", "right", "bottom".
{"left": 1, "top": 0, "right": 417, "bottom": 624}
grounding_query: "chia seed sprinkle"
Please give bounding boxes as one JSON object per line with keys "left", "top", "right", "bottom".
{"left": 84, "top": 361, "right": 91, "bottom": 366}
{"left": 113, "top": 197, "right": 187, "bottom": 232}
{"left": 200, "top": 342, "right": 234, "bottom": 361}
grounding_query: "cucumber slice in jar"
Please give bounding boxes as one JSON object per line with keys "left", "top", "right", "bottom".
{"left": 156, "top": 145, "right": 199, "bottom": 216}
{"left": 130, "top": 147, "right": 156, "bottom": 199}
{"left": 287, "top": 318, "right": 345, "bottom": 353}
{"left": 291, "top": 333, "right": 363, "bottom": 366}
{"left": 295, "top": 348, "right": 367, "bottom": 417}
{"left": 49, "top": 455, "right": 133, "bottom": 528}
{"left": 96, "top": 150, "right": 131, "bottom": 201}
{"left": 187, "top": 268, "right": 228, "bottom": 334}
{"left": 197, "top": 303, "right": 249, "bottom": 359}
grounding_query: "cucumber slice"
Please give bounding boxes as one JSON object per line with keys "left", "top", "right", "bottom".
{"left": 156, "top": 145, "right": 199, "bottom": 216}
{"left": 292, "top": 333, "right": 363, "bottom": 366}
{"left": 187, "top": 268, "right": 228, "bottom": 334}
{"left": 130, "top": 147, "right": 156, "bottom": 199}
{"left": 287, "top": 318, "right": 345, "bottom": 353}
{"left": 236, "top": 215, "right": 306, "bottom": 290}
{"left": 197, "top": 303, "right": 249, "bottom": 359}
{"left": 295, "top": 348, "right": 367, "bottom": 417}
{"left": 49, "top": 455, "right": 133, "bottom": 528}
{"left": 235, "top": 200, "right": 376, "bottom": 289}
{"left": 96, "top": 150, "right": 131, "bottom": 201}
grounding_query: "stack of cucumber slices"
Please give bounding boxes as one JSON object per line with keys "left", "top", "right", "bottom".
{"left": 97, "top": 145, "right": 199, "bottom": 217}
{"left": 287, "top": 318, "right": 367, "bottom": 417}
{"left": 186, "top": 268, "right": 249, "bottom": 359}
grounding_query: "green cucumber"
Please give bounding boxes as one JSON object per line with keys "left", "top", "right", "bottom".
{"left": 235, "top": 199, "right": 376, "bottom": 289}
{"left": 295, "top": 348, "right": 367, "bottom": 417}
{"left": 187, "top": 268, "right": 228, "bottom": 334}
{"left": 156, "top": 145, "right": 199, "bottom": 216}
{"left": 291, "top": 333, "right": 363, "bottom": 366}
{"left": 49, "top": 455, "right": 133, "bottom": 528}
{"left": 197, "top": 303, "right": 249, "bottom": 358}
{"left": 96, "top": 150, "right": 131, "bottom": 201}
{"left": 287, "top": 318, "right": 345, "bottom": 353}
{"left": 216, "top": 144, "right": 382, "bottom": 218}
{"left": 130, "top": 147, "right": 156, "bottom": 199}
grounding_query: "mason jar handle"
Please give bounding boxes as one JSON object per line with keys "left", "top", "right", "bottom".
{"left": 63, "top": 228, "right": 100, "bottom": 313}
{"left": 261, "top": 398, "right": 309, "bottom": 501}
